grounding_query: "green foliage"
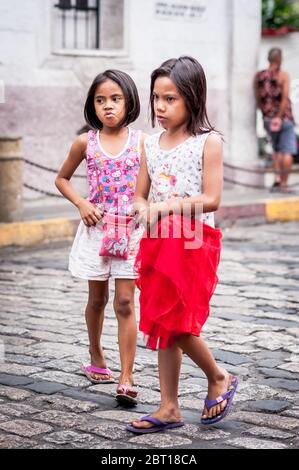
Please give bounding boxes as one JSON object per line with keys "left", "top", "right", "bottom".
{"left": 262, "top": 0, "right": 299, "bottom": 29}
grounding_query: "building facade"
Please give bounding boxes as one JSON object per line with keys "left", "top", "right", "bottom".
{"left": 0, "top": 0, "right": 261, "bottom": 199}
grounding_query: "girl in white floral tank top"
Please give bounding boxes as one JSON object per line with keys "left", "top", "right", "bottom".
{"left": 128, "top": 57, "right": 238, "bottom": 435}
{"left": 144, "top": 130, "right": 215, "bottom": 227}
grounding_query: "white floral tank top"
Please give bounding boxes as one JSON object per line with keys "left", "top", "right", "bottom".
{"left": 144, "top": 131, "right": 215, "bottom": 227}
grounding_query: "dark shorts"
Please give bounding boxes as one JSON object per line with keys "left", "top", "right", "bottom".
{"left": 264, "top": 118, "right": 297, "bottom": 155}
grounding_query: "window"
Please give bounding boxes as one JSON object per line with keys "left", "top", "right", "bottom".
{"left": 52, "top": 0, "right": 124, "bottom": 52}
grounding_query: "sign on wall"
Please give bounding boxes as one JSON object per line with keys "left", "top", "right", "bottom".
{"left": 155, "top": 1, "right": 207, "bottom": 22}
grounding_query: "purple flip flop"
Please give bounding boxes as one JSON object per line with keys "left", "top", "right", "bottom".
{"left": 127, "top": 415, "right": 185, "bottom": 434}
{"left": 201, "top": 375, "right": 238, "bottom": 425}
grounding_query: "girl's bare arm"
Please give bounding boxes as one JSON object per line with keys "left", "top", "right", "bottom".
{"left": 55, "top": 133, "right": 102, "bottom": 226}
{"left": 134, "top": 134, "right": 151, "bottom": 212}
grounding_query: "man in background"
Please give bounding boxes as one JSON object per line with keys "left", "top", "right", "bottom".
{"left": 254, "top": 48, "right": 297, "bottom": 192}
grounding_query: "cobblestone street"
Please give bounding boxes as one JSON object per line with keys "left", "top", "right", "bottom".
{"left": 0, "top": 222, "right": 298, "bottom": 449}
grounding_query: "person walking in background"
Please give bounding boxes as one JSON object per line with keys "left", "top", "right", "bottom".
{"left": 254, "top": 47, "right": 297, "bottom": 193}
{"left": 127, "top": 56, "right": 238, "bottom": 434}
{"left": 55, "top": 69, "right": 146, "bottom": 404}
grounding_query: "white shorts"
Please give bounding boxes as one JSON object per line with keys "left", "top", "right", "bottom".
{"left": 69, "top": 220, "right": 144, "bottom": 281}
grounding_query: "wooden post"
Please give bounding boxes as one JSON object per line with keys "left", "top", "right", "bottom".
{"left": 0, "top": 137, "right": 23, "bottom": 222}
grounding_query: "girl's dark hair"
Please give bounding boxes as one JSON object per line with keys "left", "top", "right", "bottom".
{"left": 150, "top": 56, "right": 214, "bottom": 135}
{"left": 84, "top": 69, "right": 140, "bottom": 130}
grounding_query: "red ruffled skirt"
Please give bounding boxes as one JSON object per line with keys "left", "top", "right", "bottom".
{"left": 134, "top": 215, "right": 222, "bottom": 350}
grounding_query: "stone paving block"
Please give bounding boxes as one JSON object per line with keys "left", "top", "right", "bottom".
{"left": 43, "top": 430, "right": 98, "bottom": 446}
{"left": 34, "top": 410, "right": 89, "bottom": 428}
{"left": 137, "top": 388, "right": 162, "bottom": 404}
{"left": 31, "top": 443, "right": 57, "bottom": 449}
{"left": 0, "top": 433, "right": 38, "bottom": 449}
{"left": 5, "top": 354, "right": 51, "bottom": 366}
{"left": 25, "top": 330, "right": 79, "bottom": 345}
{"left": 219, "top": 344, "right": 260, "bottom": 354}
{"left": 76, "top": 421, "right": 129, "bottom": 441}
{"left": 42, "top": 359, "right": 80, "bottom": 373}
{"left": 32, "top": 394, "right": 100, "bottom": 413}
{"left": 91, "top": 409, "right": 144, "bottom": 423}
{"left": 135, "top": 375, "right": 160, "bottom": 390}
{"left": 0, "top": 374, "right": 35, "bottom": 387}
{"left": 212, "top": 350, "right": 251, "bottom": 366}
{"left": 290, "top": 438, "right": 299, "bottom": 448}
{"left": 257, "top": 358, "right": 284, "bottom": 368}
{"left": 179, "top": 397, "right": 205, "bottom": 410}
{"left": 282, "top": 409, "right": 299, "bottom": 419}
{"left": 242, "top": 399, "right": 289, "bottom": 413}
{"left": 231, "top": 411, "right": 299, "bottom": 430}
{"left": 254, "top": 331, "right": 295, "bottom": 351}
{"left": 0, "top": 419, "right": 53, "bottom": 437}
{"left": 278, "top": 362, "right": 299, "bottom": 374}
{"left": 90, "top": 441, "right": 143, "bottom": 449}
{"left": 0, "top": 363, "right": 43, "bottom": 376}
{"left": 0, "top": 413, "right": 10, "bottom": 422}
{"left": 0, "top": 326, "right": 29, "bottom": 336}
{"left": 0, "top": 385, "right": 33, "bottom": 401}
{"left": 178, "top": 384, "right": 204, "bottom": 396}
{"left": 0, "top": 403, "right": 41, "bottom": 417}
{"left": 242, "top": 426, "right": 295, "bottom": 439}
{"left": 261, "top": 377, "right": 299, "bottom": 392}
{"left": 284, "top": 344, "right": 299, "bottom": 354}
{"left": 171, "top": 423, "right": 231, "bottom": 440}
{"left": 24, "top": 381, "right": 68, "bottom": 394}
{"left": 87, "top": 383, "right": 118, "bottom": 397}
{"left": 128, "top": 433, "right": 192, "bottom": 448}
{"left": 235, "top": 383, "right": 287, "bottom": 402}
{"left": 28, "top": 342, "right": 87, "bottom": 359}
{"left": 258, "top": 367, "right": 296, "bottom": 380}
{"left": 30, "top": 371, "right": 89, "bottom": 387}
{"left": 228, "top": 437, "right": 287, "bottom": 449}
{"left": 0, "top": 335, "right": 36, "bottom": 348}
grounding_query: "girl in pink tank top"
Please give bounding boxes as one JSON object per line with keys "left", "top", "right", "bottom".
{"left": 56, "top": 70, "right": 147, "bottom": 405}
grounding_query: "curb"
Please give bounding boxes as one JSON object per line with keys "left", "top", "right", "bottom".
{"left": 216, "top": 196, "right": 299, "bottom": 226}
{"left": 1, "top": 197, "right": 299, "bottom": 248}
{"left": 0, "top": 218, "right": 79, "bottom": 248}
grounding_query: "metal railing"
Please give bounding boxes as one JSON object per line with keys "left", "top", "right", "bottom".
{"left": 23, "top": 158, "right": 299, "bottom": 198}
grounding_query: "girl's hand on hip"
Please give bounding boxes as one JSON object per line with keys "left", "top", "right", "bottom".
{"left": 77, "top": 199, "right": 103, "bottom": 226}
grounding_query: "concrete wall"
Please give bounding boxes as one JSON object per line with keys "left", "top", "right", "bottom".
{"left": 229, "top": 0, "right": 261, "bottom": 186}
{"left": 0, "top": 0, "right": 262, "bottom": 200}
{"left": 128, "top": 0, "right": 230, "bottom": 133}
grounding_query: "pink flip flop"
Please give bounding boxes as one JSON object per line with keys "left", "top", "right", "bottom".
{"left": 116, "top": 384, "right": 138, "bottom": 405}
{"left": 81, "top": 363, "right": 115, "bottom": 384}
